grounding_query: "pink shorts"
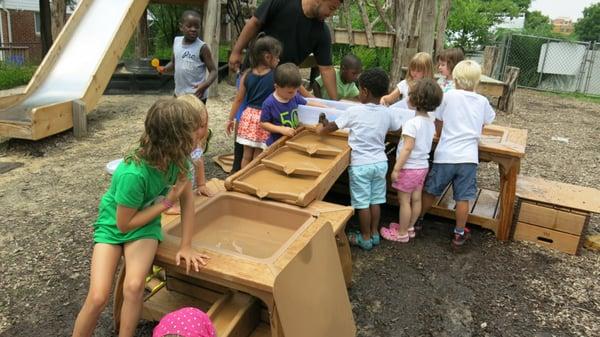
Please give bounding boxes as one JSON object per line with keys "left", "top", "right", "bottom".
{"left": 392, "top": 168, "right": 429, "bottom": 193}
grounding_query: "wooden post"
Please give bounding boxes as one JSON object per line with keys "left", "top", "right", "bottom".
{"left": 135, "top": 8, "right": 149, "bottom": 59}
{"left": 498, "top": 66, "right": 519, "bottom": 113}
{"left": 357, "top": 0, "right": 375, "bottom": 48}
{"left": 435, "top": 0, "right": 452, "bottom": 55}
{"left": 390, "top": 0, "right": 416, "bottom": 86}
{"left": 50, "top": 0, "right": 66, "bottom": 40}
{"left": 418, "top": 0, "right": 436, "bottom": 55}
{"left": 482, "top": 46, "right": 498, "bottom": 77}
{"left": 72, "top": 100, "right": 87, "bottom": 138}
{"left": 203, "top": 0, "right": 221, "bottom": 97}
{"left": 343, "top": 0, "right": 354, "bottom": 45}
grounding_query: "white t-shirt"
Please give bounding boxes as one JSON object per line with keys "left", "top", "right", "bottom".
{"left": 390, "top": 80, "right": 411, "bottom": 109}
{"left": 396, "top": 115, "right": 435, "bottom": 169}
{"left": 434, "top": 90, "right": 496, "bottom": 164}
{"left": 335, "top": 104, "right": 403, "bottom": 166}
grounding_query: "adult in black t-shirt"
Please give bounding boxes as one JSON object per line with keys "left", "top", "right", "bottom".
{"left": 229, "top": 0, "right": 342, "bottom": 100}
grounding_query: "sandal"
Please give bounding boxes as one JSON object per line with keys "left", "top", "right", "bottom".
{"left": 381, "top": 225, "right": 410, "bottom": 243}
{"left": 371, "top": 233, "right": 381, "bottom": 246}
{"left": 348, "top": 231, "right": 373, "bottom": 251}
{"left": 391, "top": 222, "right": 416, "bottom": 239}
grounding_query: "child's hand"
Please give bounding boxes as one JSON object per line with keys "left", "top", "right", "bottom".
{"left": 166, "top": 177, "right": 188, "bottom": 203}
{"left": 281, "top": 127, "right": 296, "bottom": 137}
{"left": 225, "top": 119, "right": 235, "bottom": 136}
{"left": 157, "top": 66, "right": 165, "bottom": 74}
{"left": 391, "top": 169, "right": 399, "bottom": 182}
{"left": 196, "top": 184, "right": 215, "bottom": 197}
{"left": 315, "top": 123, "right": 324, "bottom": 134}
{"left": 176, "top": 246, "right": 210, "bottom": 274}
{"left": 380, "top": 95, "right": 389, "bottom": 106}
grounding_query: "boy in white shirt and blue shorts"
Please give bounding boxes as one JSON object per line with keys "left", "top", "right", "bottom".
{"left": 421, "top": 60, "right": 496, "bottom": 248}
{"left": 317, "top": 68, "right": 402, "bottom": 250}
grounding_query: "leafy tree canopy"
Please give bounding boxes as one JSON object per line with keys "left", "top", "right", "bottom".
{"left": 574, "top": 3, "right": 600, "bottom": 42}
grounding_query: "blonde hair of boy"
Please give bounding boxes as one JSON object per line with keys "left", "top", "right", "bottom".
{"left": 406, "top": 52, "right": 434, "bottom": 86}
{"left": 177, "top": 94, "right": 209, "bottom": 148}
{"left": 452, "top": 60, "right": 481, "bottom": 91}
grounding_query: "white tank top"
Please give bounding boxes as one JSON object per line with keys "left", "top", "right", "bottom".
{"left": 173, "top": 36, "right": 208, "bottom": 99}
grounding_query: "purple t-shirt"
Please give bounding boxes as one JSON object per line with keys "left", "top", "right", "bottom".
{"left": 260, "top": 93, "right": 307, "bottom": 145}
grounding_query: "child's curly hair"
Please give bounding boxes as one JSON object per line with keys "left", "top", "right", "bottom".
{"left": 128, "top": 98, "right": 201, "bottom": 176}
{"left": 408, "top": 78, "right": 443, "bottom": 112}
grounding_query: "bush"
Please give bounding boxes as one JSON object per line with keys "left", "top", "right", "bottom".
{"left": 0, "top": 63, "right": 37, "bottom": 90}
{"left": 332, "top": 44, "right": 392, "bottom": 72}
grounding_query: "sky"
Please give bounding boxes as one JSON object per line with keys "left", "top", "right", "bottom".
{"left": 529, "top": 0, "right": 598, "bottom": 20}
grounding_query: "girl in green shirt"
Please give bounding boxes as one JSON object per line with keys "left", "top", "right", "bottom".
{"left": 72, "top": 98, "right": 209, "bottom": 337}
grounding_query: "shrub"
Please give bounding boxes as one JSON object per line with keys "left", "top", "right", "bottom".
{"left": 0, "top": 62, "right": 37, "bottom": 90}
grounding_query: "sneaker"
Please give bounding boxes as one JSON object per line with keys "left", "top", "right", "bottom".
{"left": 452, "top": 228, "right": 471, "bottom": 247}
{"left": 349, "top": 231, "right": 373, "bottom": 251}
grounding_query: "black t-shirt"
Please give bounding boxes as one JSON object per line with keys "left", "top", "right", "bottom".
{"left": 254, "top": 0, "right": 333, "bottom": 66}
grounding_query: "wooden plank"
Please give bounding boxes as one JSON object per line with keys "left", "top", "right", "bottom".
{"left": 72, "top": 99, "right": 87, "bottom": 138}
{"left": 208, "top": 292, "right": 260, "bottom": 337}
{"left": 30, "top": 101, "right": 74, "bottom": 140}
{"left": 166, "top": 275, "right": 226, "bottom": 304}
{"left": 516, "top": 175, "right": 600, "bottom": 213}
{"left": 333, "top": 29, "right": 395, "bottom": 48}
{"left": 471, "top": 189, "right": 499, "bottom": 219}
{"left": 498, "top": 66, "right": 520, "bottom": 113}
{"left": 142, "top": 286, "right": 213, "bottom": 322}
{"left": 518, "top": 201, "right": 586, "bottom": 235}
{"left": 249, "top": 323, "right": 272, "bottom": 337}
{"left": 513, "top": 222, "right": 581, "bottom": 255}
{"left": 436, "top": 184, "right": 455, "bottom": 210}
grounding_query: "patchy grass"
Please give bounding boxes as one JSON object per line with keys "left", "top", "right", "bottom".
{"left": 0, "top": 63, "right": 36, "bottom": 90}
{"left": 540, "top": 90, "right": 600, "bottom": 105}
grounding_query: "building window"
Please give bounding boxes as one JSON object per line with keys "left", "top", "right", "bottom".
{"left": 34, "top": 12, "right": 41, "bottom": 35}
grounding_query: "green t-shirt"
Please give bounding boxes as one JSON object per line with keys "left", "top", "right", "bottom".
{"left": 94, "top": 158, "right": 188, "bottom": 244}
{"left": 315, "top": 68, "right": 359, "bottom": 100}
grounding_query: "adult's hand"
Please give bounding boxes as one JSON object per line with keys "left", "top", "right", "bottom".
{"left": 228, "top": 50, "right": 242, "bottom": 73}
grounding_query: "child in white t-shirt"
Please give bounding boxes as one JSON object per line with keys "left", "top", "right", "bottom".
{"left": 380, "top": 79, "right": 443, "bottom": 243}
{"left": 317, "top": 68, "right": 402, "bottom": 250}
{"left": 380, "top": 52, "right": 434, "bottom": 109}
{"left": 420, "top": 60, "right": 496, "bottom": 248}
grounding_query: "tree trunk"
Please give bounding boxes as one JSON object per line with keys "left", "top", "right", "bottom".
{"left": 135, "top": 9, "right": 149, "bottom": 59}
{"left": 390, "top": 0, "right": 416, "bottom": 86}
{"left": 203, "top": 0, "right": 220, "bottom": 97}
{"left": 419, "top": 0, "right": 436, "bottom": 55}
{"left": 50, "top": 0, "right": 66, "bottom": 40}
{"left": 39, "top": 0, "right": 53, "bottom": 57}
{"left": 435, "top": 0, "right": 451, "bottom": 55}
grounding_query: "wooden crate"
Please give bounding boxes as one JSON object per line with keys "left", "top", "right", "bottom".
{"left": 514, "top": 176, "right": 600, "bottom": 255}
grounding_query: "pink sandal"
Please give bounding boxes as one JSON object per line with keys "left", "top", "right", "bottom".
{"left": 380, "top": 225, "right": 410, "bottom": 243}
{"left": 390, "top": 222, "right": 416, "bottom": 239}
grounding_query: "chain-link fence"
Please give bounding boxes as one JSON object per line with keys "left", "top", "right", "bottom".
{"left": 496, "top": 33, "right": 599, "bottom": 96}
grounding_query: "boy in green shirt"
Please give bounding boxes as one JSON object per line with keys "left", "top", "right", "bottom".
{"left": 313, "top": 54, "right": 362, "bottom": 100}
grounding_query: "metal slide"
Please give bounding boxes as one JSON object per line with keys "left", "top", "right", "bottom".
{"left": 0, "top": 0, "right": 149, "bottom": 140}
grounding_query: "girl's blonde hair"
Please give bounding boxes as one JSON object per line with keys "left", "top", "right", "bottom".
{"left": 452, "top": 60, "right": 481, "bottom": 91}
{"left": 406, "top": 52, "right": 434, "bottom": 87}
{"left": 177, "top": 94, "right": 209, "bottom": 149}
{"left": 127, "top": 98, "right": 200, "bottom": 176}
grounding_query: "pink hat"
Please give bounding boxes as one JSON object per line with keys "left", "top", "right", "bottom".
{"left": 153, "top": 307, "right": 216, "bottom": 337}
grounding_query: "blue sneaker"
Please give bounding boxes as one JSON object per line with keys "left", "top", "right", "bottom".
{"left": 348, "top": 231, "right": 373, "bottom": 251}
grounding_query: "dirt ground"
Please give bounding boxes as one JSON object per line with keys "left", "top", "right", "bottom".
{"left": 0, "top": 83, "right": 599, "bottom": 337}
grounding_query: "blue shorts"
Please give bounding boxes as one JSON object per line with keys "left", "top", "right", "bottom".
{"left": 424, "top": 163, "right": 478, "bottom": 201}
{"left": 348, "top": 162, "right": 388, "bottom": 209}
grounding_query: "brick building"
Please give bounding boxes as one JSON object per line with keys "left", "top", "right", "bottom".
{"left": 0, "top": 0, "right": 43, "bottom": 63}
{"left": 551, "top": 17, "right": 574, "bottom": 35}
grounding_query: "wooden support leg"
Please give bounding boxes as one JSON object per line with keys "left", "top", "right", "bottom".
{"left": 72, "top": 99, "right": 87, "bottom": 138}
{"left": 497, "top": 159, "right": 519, "bottom": 240}
{"left": 112, "top": 260, "right": 125, "bottom": 332}
{"left": 336, "top": 232, "right": 353, "bottom": 288}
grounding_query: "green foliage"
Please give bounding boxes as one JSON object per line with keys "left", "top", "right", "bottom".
{"left": 574, "top": 3, "right": 600, "bottom": 42}
{"left": 0, "top": 63, "right": 37, "bottom": 90}
{"left": 524, "top": 10, "right": 552, "bottom": 36}
{"left": 332, "top": 44, "right": 392, "bottom": 72}
{"left": 447, "top": 0, "right": 532, "bottom": 50}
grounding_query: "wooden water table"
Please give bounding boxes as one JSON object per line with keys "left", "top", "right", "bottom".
{"left": 113, "top": 128, "right": 357, "bottom": 337}
{"left": 422, "top": 125, "right": 527, "bottom": 240}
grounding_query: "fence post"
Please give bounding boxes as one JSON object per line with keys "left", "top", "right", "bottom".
{"left": 499, "top": 32, "right": 512, "bottom": 78}
{"left": 582, "top": 41, "right": 595, "bottom": 94}
{"left": 537, "top": 37, "right": 550, "bottom": 88}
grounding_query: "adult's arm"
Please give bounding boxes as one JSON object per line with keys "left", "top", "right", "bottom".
{"left": 229, "top": 17, "right": 262, "bottom": 72}
{"left": 319, "top": 65, "right": 338, "bottom": 100}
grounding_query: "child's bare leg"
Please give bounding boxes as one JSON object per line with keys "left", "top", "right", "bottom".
{"left": 410, "top": 188, "right": 423, "bottom": 227}
{"left": 252, "top": 148, "right": 263, "bottom": 160}
{"left": 240, "top": 145, "right": 254, "bottom": 169}
{"left": 420, "top": 191, "right": 437, "bottom": 218}
{"left": 72, "top": 244, "right": 122, "bottom": 337}
{"left": 398, "top": 191, "right": 412, "bottom": 236}
{"left": 357, "top": 208, "right": 372, "bottom": 241}
{"left": 455, "top": 200, "right": 469, "bottom": 230}
{"left": 369, "top": 204, "right": 381, "bottom": 237}
{"left": 118, "top": 239, "right": 158, "bottom": 337}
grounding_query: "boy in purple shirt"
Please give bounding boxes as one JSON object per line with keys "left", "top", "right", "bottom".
{"left": 260, "top": 63, "right": 325, "bottom": 145}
